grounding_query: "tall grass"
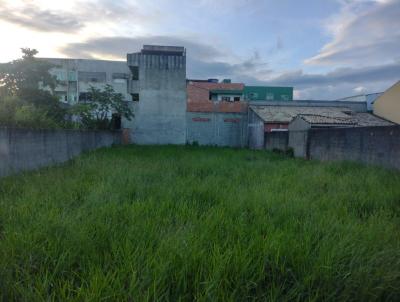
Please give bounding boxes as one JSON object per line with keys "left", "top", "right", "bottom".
{"left": 1, "top": 145, "right": 400, "bottom": 301}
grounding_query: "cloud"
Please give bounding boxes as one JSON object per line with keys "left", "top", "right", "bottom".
{"left": 59, "top": 35, "right": 399, "bottom": 99}
{"left": 266, "top": 61, "right": 400, "bottom": 87}
{"left": 291, "top": 80, "right": 394, "bottom": 100}
{"left": 60, "top": 36, "right": 223, "bottom": 60}
{"left": 59, "top": 35, "right": 271, "bottom": 79}
{"left": 0, "top": 3, "right": 82, "bottom": 32}
{"left": 263, "top": 61, "right": 400, "bottom": 98}
{"left": 0, "top": 0, "right": 151, "bottom": 33}
{"left": 305, "top": 0, "right": 400, "bottom": 66}
{"left": 262, "top": 62, "right": 400, "bottom": 99}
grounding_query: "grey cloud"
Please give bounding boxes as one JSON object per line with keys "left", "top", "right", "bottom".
{"left": 306, "top": 0, "right": 400, "bottom": 65}
{"left": 59, "top": 35, "right": 269, "bottom": 80}
{"left": 78, "top": 0, "right": 156, "bottom": 24}
{"left": 0, "top": 3, "right": 82, "bottom": 32}
{"left": 60, "top": 36, "right": 223, "bottom": 61}
{"left": 59, "top": 35, "right": 399, "bottom": 100}
{"left": 0, "top": 0, "right": 149, "bottom": 33}
{"left": 292, "top": 79, "right": 395, "bottom": 100}
{"left": 266, "top": 62, "right": 400, "bottom": 87}
{"left": 262, "top": 62, "right": 400, "bottom": 99}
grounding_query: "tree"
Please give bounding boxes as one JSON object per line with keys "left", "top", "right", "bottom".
{"left": 72, "top": 84, "right": 133, "bottom": 130}
{"left": 0, "top": 48, "right": 67, "bottom": 128}
{"left": 0, "top": 48, "right": 58, "bottom": 98}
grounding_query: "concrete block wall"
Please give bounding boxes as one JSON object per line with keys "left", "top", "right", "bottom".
{"left": 265, "top": 132, "right": 289, "bottom": 151}
{"left": 288, "top": 130, "right": 309, "bottom": 158}
{"left": 186, "top": 112, "right": 247, "bottom": 147}
{"left": 289, "top": 126, "right": 400, "bottom": 169}
{"left": 0, "top": 128, "right": 121, "bottom": 178}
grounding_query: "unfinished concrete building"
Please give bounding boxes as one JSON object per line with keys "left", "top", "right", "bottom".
{"left": 127, "top": 45, "right": 187, "bottom": 144}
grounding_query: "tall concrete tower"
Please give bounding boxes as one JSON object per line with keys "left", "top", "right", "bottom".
{"left": 127, "top": 45, "right": 187, "bottom": 144}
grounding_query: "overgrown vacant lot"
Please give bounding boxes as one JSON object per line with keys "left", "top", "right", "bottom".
{"left": 1, "top": 146, "right": 400, "bottom": 301}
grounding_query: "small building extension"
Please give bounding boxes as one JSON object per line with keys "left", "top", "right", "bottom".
{"left": 373, "top": 81, "right": 400, "bottom": 124}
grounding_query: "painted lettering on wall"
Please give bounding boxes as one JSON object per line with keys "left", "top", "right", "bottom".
{"left": 192, "top": 117, "right": 211, "bottom": 122}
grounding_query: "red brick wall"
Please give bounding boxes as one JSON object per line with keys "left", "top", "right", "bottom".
{"left": 187, "top": 81, "right": 247, "bottom": 113}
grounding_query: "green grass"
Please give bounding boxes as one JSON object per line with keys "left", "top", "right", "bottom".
{"left": 1, "top": 145, "right": 400, "bottom": 301}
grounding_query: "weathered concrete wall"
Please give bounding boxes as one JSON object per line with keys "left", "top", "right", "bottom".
{"left": 186, "top": 112, "right": 247, "bottom": 147}
{"left": 128, "top": 53, "right": 187, "bottom": 145}
{"left": 0, "top": 128, "right": 121, "bottom": 178}
{"left": 288, "top": 130, "right": 309, "bottom": 158}
{"left": 289, "top": 126, "right": 400, "bottom": 169}
{"left": 287, "top": 117, "right": 311, "bottom": 157}
{"left": 248, "top": 109, "right": 264, "bottom": 149}
{"left": 265, "top": 132, "right": 289, "bottom": 151}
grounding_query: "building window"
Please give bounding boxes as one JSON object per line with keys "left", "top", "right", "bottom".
{"left": 55, "top": 70, "right": 67, "bottom": 81}
{"left": 79, "top": 92, "right": 92, "bottom": 102}
{"left": 281, "top": 94, "right": 289, "bottom": 101}
{"left": 248, "top": 92, "right": 258, "bottom": 99}
{"left": 78, "top": 71, "right": 106, "bottom": 83}
{"left": 131, "top": 93, "right": 139, "bottom": 102}
{"left": 266, "top": 93, "right": 274, "bottom": 100}
{"left": 234, "top": 97, "right": 241, "bottom": 102}
{"left": 129, "top": 66, "right": 139, "bottom": 80}
{"left": 221, "top": 96, "right": 231, "bottom": 101}
{"left": 68, "top": 71, "right": 77, "bottom": 81}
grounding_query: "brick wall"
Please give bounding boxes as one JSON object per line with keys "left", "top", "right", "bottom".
{"left": 187, "top": 99, "right": 248, "bottom": 113}
{"left": 187, "top": 81, "right": 247, "bottom": 113}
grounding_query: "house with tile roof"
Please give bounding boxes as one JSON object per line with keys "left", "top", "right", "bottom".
{"left": 248, "top": 103, "right": 392, "bottom": 149}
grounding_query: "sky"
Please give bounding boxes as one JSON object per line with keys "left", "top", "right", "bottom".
{"left": 0, "top": 0, "right": 399, "bottom": 99}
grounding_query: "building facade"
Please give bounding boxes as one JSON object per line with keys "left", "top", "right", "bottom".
{"left": 43, "top": 58, "right": 131, "bottom": 105}
{"left": 42, "top": 58, "right": 133, "bottom": 128}
{"left": 186, "top": 80, "right": 295, "bottom": 147}
{"left": 374, "top": 81, "right": 400, "bottom": 124}
{"left": 127, "top": 45, "right": 187, "bottom": 144}
{"left": 244, "top": 86, "right": 293, "bottom": 101}
{"left": 186, "top": 80, "right": 248, "bottom": 147}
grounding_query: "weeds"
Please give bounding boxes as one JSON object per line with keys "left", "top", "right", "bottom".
{"left": 1, "top": 145, "right": 400, "bottom": 301}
